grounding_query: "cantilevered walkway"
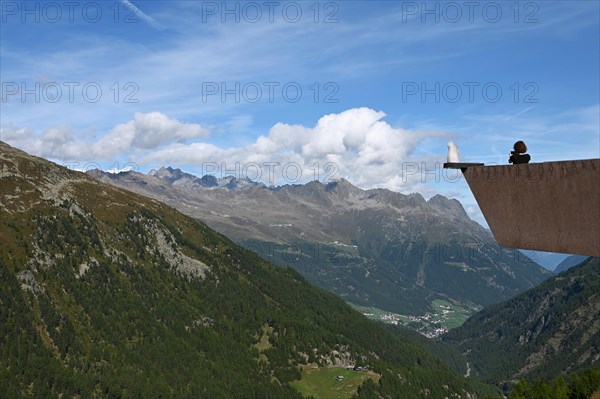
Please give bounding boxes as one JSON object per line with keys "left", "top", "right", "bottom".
{"left": 446, "top": 159, "right": 600, "bottom": 257}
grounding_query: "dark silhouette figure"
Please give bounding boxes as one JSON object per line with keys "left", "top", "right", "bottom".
{"left": 509, "top": 141, "right": 531, "bottom": 164}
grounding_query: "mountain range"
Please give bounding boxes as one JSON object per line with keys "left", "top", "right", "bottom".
{"left": 0, "top": 141, "right": 498, "bottom": 398}
{"left": 89, "top": 166, "right": 552, "bottom": 335}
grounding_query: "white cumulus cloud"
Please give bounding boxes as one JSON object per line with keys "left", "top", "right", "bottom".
{"left": 139, "top": 107, "right": 446, "bottom": 191}
{"left": 1, "top": 112, "right": 210, "bottom": 160}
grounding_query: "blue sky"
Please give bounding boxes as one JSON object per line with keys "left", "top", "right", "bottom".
{"left": 1, "top": 0, "right": 599, "bottom": 226}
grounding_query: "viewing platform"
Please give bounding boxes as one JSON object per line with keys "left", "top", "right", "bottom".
{"left": 446, "top": 159, "right": 600, "bottom": 257}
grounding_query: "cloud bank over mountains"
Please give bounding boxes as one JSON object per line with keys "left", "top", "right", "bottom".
{"left": 2, "top": 107, "right": 448, "bottom": 193}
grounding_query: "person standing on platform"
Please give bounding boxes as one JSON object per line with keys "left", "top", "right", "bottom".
{"left": 509, "top": 141, "right": 531, "bottom": 164}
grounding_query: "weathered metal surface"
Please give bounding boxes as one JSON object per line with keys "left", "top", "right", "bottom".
{"left": 462, "top": 159, "right": 600, "bottom": 257}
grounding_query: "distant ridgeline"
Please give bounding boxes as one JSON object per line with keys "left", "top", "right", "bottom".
{"left": 555, "top": 255, "right": 590, "bottom": 274}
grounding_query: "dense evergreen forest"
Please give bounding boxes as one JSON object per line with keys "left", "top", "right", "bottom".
{"left": 505, "top": 367, "right": 600, "bottom": 399}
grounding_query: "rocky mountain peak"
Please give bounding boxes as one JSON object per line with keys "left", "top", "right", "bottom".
{"left": 324, "top": 178, "right": 362, "bottom": 196}
{"left": 427, "top": 194, "right": 469, "bottom": 219}
{"left": 148, "top": 166, "right": 184, "bottom": 181}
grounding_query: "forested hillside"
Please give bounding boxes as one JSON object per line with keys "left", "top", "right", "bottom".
{"left": 444, "top": 257, "right": 600, "bottom": 384}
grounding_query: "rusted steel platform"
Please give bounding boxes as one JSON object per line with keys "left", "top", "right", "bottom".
{"left": 456, "top": 159, "right": 600, "bottom": 257}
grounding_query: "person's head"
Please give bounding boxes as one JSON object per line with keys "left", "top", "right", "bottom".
{"left": 513, "top": 141, "right": 527, "bottom": 154}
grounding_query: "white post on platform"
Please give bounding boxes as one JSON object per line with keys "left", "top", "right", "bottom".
{"left": 447, "top": 142, "right": 460, "bottom": 163}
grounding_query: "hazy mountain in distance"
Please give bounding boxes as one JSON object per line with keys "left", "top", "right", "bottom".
{"left": 148, "top": 166, "right": 266, "bottom": 191}
{"left": 88, "top": 166, "right": 552, "bottom": 334}
{"left": 519, "top": 250, "right": 570, "bottom": 271}
{"left": 1, "top": 141, "right": 499, "bottom": 398}
{"left": 443, "top": 257, "right": 600, "bottom": 384}
{"left": 555, "top": 255, "right": 590, "bottom": 274}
